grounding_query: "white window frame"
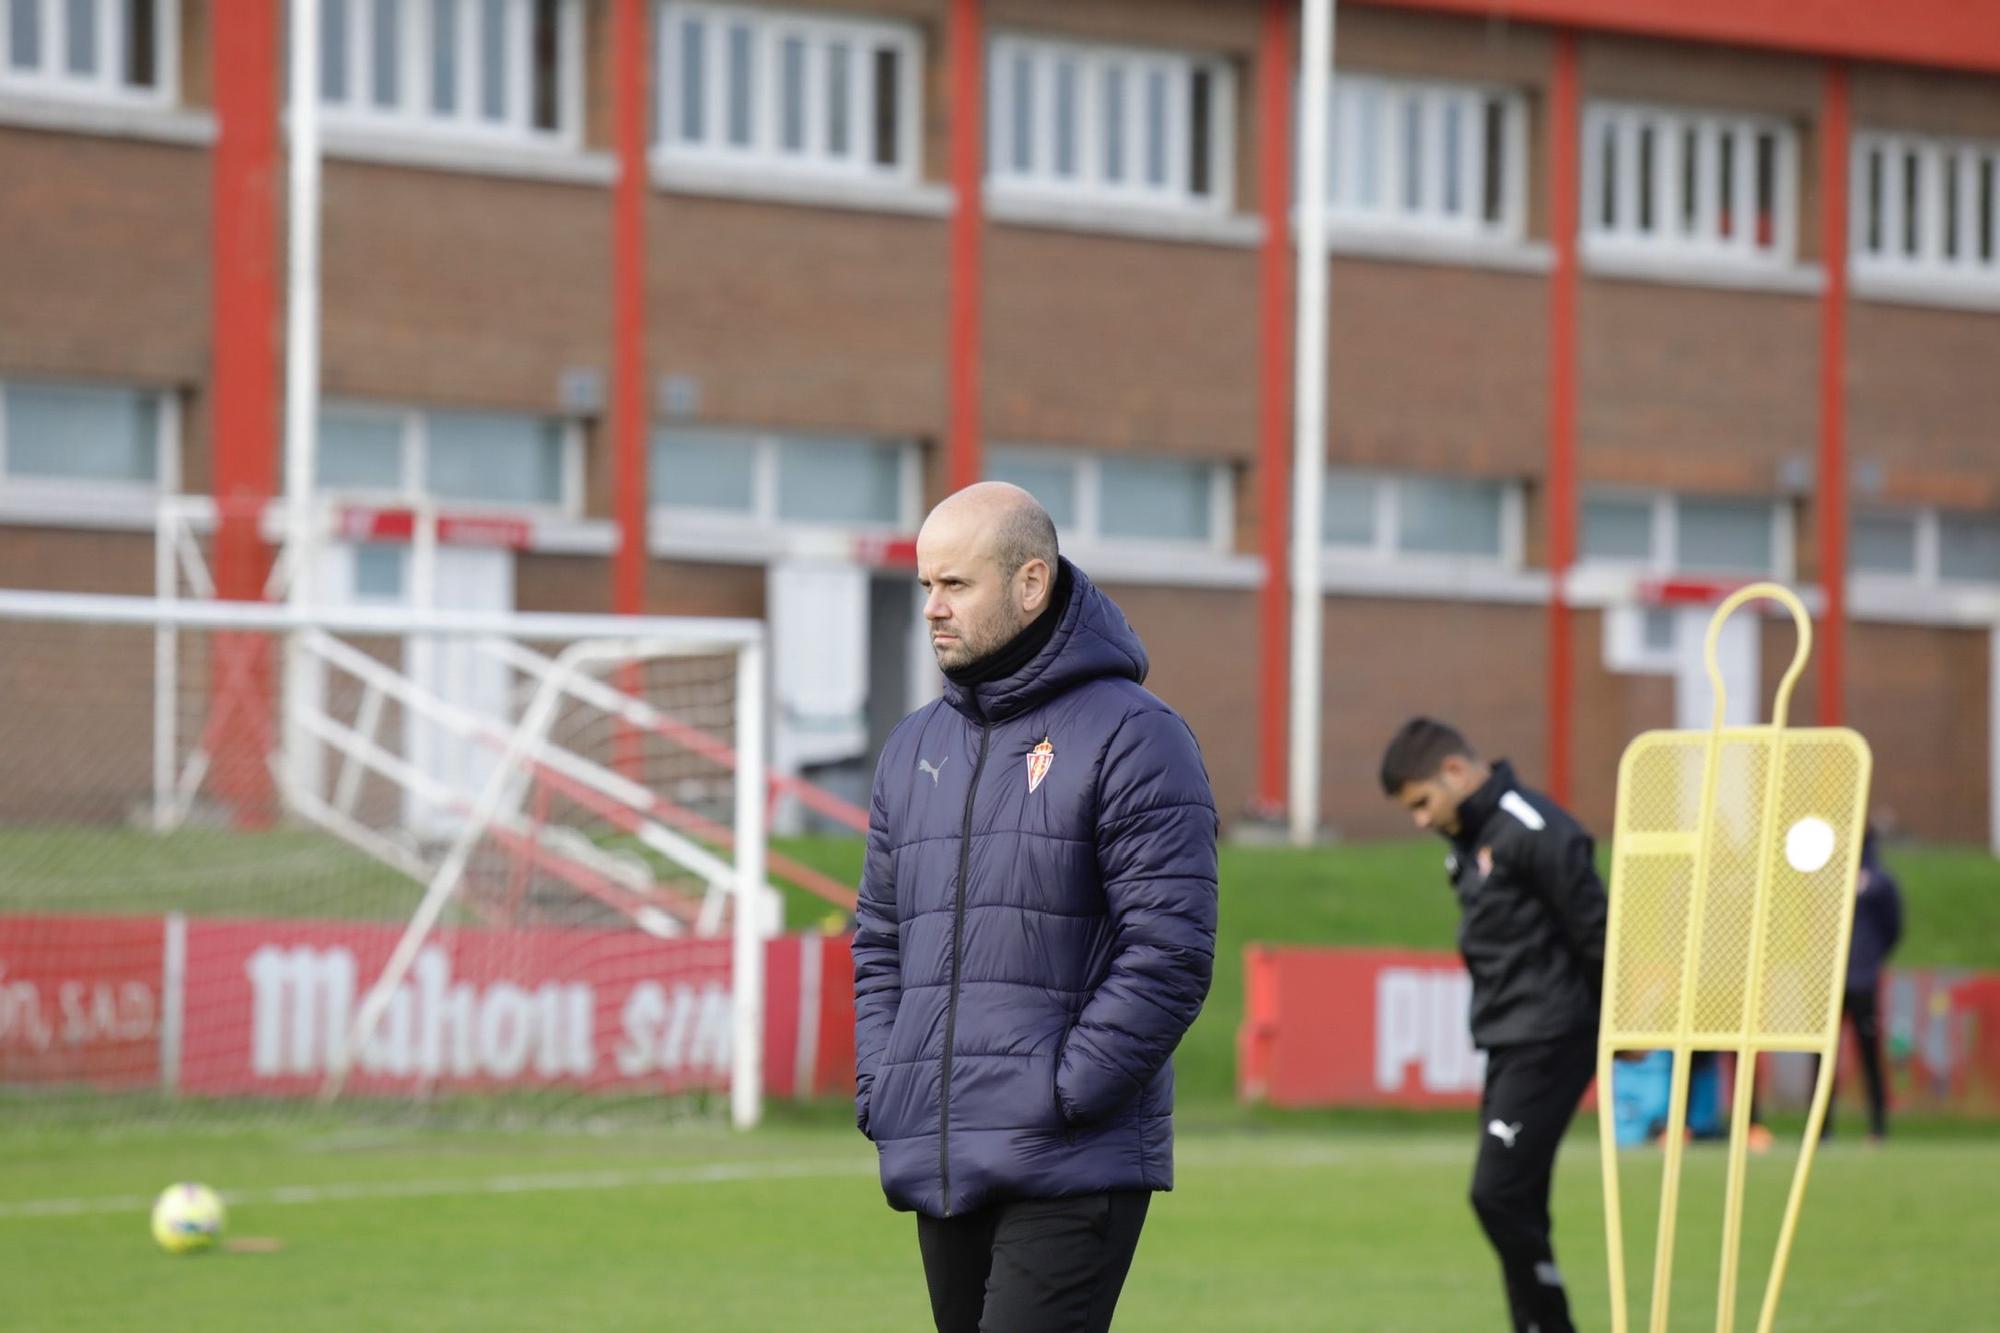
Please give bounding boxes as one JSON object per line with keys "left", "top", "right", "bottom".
{"left": 655, "top": 2, "right": 922, "bottom": 184}
{"left": 1320, "top": 470, "right": 1525, "bottom": 570}
{"left": 1577, "top": 488, "right": 1794, "bottom": 581}
{"left": 1851, "top": 131, "right": 2000, "bottom": 293}
{"left": 651, "top": 426, "right": 921, "bottom": 535}
{"left": 987, "top": 34, "right": 1234, "bottom": 215}
{"left": 314, "top": 0, "right": 585, "bottom": 148}
{"left": 0, "top": 0, "right": 176, "bottom": 105}
{"left": 1581, "top": 101, "right": 1798, "bottom": 267}
{"left": 318, "top": 400, "right": 582, "bottom": 517}
{"left": 988, "top": 445, "right": 1234, "bottom": 558}
{"left": 1325, "top": 73, "right": 1527, "bottom": 243}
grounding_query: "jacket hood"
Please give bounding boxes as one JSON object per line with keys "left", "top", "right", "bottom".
{"left": 941, "top": 558, "right": 1148, "bottom": 722}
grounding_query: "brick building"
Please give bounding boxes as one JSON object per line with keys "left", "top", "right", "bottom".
{"left": 0, "top": 0, "right": 1995, "bottom": 846}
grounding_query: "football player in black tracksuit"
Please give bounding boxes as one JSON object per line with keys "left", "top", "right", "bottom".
{"left": 1379, "top": 717, "right": 1608, "bottom": 1333}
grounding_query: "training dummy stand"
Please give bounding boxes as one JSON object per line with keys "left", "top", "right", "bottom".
{"left": 1596, "top": 583, "right": 1873, "bottom": 1333}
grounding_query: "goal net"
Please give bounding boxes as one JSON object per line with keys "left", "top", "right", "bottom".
{"left": 0, "top": 589, "right": 799, "bottom": 1130}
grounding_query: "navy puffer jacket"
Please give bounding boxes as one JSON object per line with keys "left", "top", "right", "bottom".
{"left": 853, "top": 559, "right": 1218, "bottom": 1218}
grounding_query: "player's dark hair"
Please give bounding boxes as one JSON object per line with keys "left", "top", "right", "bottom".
{"left": 1378, "top": 717, "right": 1476, "bottom": 795}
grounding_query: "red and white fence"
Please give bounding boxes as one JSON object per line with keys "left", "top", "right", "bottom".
{"left": 0, "top": 915, "right": 855, "bottom": 1103}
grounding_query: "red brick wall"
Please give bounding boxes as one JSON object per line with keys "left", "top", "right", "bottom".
{"left": 0, "top": 132, "right": 210, "bottom": 387}
{"left": 1329, "top": 263, "right": 1549, "bottom": 478}
{"left": 1098, "top": 581, "right": 1261, "bottom": 821}
{"left": 320, "top": 164, "right": 610, "bottom": 417}
{"left": 1845, "top": 623, "right": 1991, "bottom": 843}
{"left": 650, "top": 196, "right": 950, "bottom": 441}
{"left": 1319, "top": 597, "right": 1550, "bottom": 838}
{"left": 985, "top": 231, "right": 1260, "bottom": 459}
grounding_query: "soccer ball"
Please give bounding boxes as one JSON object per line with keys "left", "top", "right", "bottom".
{"left": 150, "top": 1182, "right": 225, "bottom": 1254}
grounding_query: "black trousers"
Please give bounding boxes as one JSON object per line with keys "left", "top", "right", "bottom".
{"left": 1817, "top": 985, "right": 1890, "bottom": 1138}
{"left": 1472, "top": 1036, "right": 1598, "bottom": 1333}
{"left": 915, "top": 1191, "right": 1151, "bottom": 1333}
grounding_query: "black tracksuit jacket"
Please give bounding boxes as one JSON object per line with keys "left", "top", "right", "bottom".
{"left": 1443, "top": 761, "right": 1609, "bottom": 1050}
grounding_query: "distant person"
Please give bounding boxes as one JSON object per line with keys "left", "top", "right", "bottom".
{"left": 852, "top": 482, "right": 1219, "bottom": 1333}
{"left": 1379, "top": 718, "right": 1607, "bottom": 1333}
{"left": 1820, "top": 825, "right": 1904, "bottom": 1141}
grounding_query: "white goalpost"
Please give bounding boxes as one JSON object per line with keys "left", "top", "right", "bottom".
{"left": 0, "top": 588, "right": 773, "bottom": 1128}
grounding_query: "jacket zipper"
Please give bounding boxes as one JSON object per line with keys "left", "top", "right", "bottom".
{"left": 938, "top": 717, "right": 992, "bottom": 1215}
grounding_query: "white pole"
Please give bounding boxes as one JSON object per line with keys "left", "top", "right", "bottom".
{"left": 286, "top": 1, "right": 322, "bottom": 578}
{"left": 284, "top": 0, "right": 324, "bottom": 806}
{"left": 732, "top": 638, "right": 768, "bottom": 1129}
{"left": 1289, "top": 0, "right": 1336, "bottom": 846}
{"left": 154, "top": 500, "right": 176, "bottom": 831}
{"left": 1990, "top": 625, "right": 1999, "bottom": 857}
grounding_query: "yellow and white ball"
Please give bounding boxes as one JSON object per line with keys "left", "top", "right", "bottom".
{"left": 150, "top": 1182, "right": 226, "bottom": 1254}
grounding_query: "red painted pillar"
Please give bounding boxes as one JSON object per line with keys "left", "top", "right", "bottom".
{"left": 612, "top": 0, "right": 648, "bottom": 615}
{"left": 210, "top": 1, "right": 281, "bottom": 825}
{"left": 945, "top": 0, "right": 984, "bottom": 494}
{"left": 1545, "top": 31, "right": 1581, "bottom": 804}
{"left": 1817, "top": 63, "right": 1850, "bottom": 726}
{"left": 610, "top": 0, "right": 649, "bottom": 779}
{"left": 211, "top": 6, "right": 279, "bottom": 601}
{"left": 1255, "top": 0, "right": 1295, "bottom": 815}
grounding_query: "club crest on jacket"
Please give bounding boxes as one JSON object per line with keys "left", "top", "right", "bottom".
{"left": 1026, "top": 737, "right": 1055, "bottom": 793}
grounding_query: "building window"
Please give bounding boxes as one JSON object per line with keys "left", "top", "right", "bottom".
{"left": 1938, "top": 512, "right": 2000, "bottom": 584}
{"left": 0, "top": 0, "right": 171, "bottom": 101}
{"left": 0, "top": 379, "right": 168, "bottom": 490}
{"left": 1322, "top": 471, "right": 1521, "bottom": 565}
{"left": 987, "top": 35, "right": 1233, "bottom": 212}
{"left": 1580, "top": 490, "right": 1786, "bottom": 577}
{"left": 1674, "top": 497, "right": 1774, "bottom": 574}
{"left": 1852, "top": 132, "right": 2000, "bottom": 287}
{"left": 1850, "top": 509, "right": 1921, "bottom": 577}
{"left": 317, "top": 404, "right": 575, "bottom": 510}
{"left": 774, "top": 435, "right": 902, "bottom": 525}
{"left": 657, "top": 2, "right": 921, "bottom": 181}
{"left": 316, "top": 0, "right": 581, "bottom": 142}
{"left": 1847, "top": 506, "right": 2000, "bottom": 588}
{"left": 651, "top": 426, "right": 914, "bottom": 529}
{"left": 1582, "top": 102, "right": 1797, "bottom": 264}
{"left": 1327, "top": 75, "right": 1526, "bottom": 239}
{"left": 988, "top": 448, "right": 1232, "bottom": 549}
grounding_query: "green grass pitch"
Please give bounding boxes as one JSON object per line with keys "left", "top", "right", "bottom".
{"left": 3, "top": 1116, "right": 1997, "bottom": 1329}
{"left": 2, "top": 833, "right": 1996, "bottom": 1328}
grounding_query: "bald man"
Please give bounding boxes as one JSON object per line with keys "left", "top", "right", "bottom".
{"left": 852, "top": 483, "right": 1219, "bottom": 1333}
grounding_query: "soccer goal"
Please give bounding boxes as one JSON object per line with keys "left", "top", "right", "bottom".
{"left": 0, "top": 588, "right": 807, "bottom": 1130}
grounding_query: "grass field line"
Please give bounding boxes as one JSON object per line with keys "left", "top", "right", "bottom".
{"left": 0, "top": 1157, "right": 881, "bottom": 1221}
{"left": 0, "top": 1134, "right": 1476, "bottom": 1222}
{"left": 5, "top": 1132, "right": 1987, "bottom": 1223}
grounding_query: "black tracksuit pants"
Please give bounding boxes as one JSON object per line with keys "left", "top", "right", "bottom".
{"left": 1818, "top": 985, "right": 1890, "bottom": 1138}
{"left": 915, "top": 1191, "right": 1151, "bottom": 1333}
{"left": 1472, "top": 1035, "right": 1598, "bottom": 1333}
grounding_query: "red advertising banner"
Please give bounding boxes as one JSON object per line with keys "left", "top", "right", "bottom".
{"left": 1239, "top": 945, "right": 1488, "bottom": 1109}
{"left": 179, "top": 918, "right": 756, "bottom": 1098}
{"left": 0, "top": 916, "right": 165, "bottom": 1089}
{"left": 0, "top": 915, "right": 856, "bottom": 1102}
{"left": 1239, "top": 945, "right": 2000, "bottom": 1115}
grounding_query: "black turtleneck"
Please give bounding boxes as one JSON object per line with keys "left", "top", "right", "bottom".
{"left": 943, "top": 562, "right": 1073, "bottom": 688}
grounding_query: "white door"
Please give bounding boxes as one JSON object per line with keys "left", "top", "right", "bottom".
{"left": 768, "top": 559, "right": 870, "bottom": 832}
{"left": 406, "top": 546, "right": 515, "bottom": 837}
{"left": 1673, "top": 605, "right": 1760, "bottom": 732}
{"left": 319, "top": 540, "right": 515, "bottom": 840}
